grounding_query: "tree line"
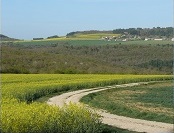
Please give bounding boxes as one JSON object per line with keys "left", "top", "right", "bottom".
{"left": 66, "top": 27, "right": 173, "bottom": 38}
{"left": 113, "top": 27, "right": 173, "bottom": 38}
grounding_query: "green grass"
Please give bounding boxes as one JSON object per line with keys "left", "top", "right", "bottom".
{"left": 101, "top": 124, "right": 139, "bottom": 133}
{"left": 81, "top": 81, "right": 173, "bottom": 123}
{"left": 69, "top": 33, "right": 120, "bottom": 39}
{"left": 116, "top": 40, "right": 173, "bottom": 45}
{"left": 13, "top": 39, "right": 116, "bottom": 46}
{"left": 12, "top": 39, "right": 173, "bottom": 46}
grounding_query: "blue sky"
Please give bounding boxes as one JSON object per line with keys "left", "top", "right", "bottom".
{"left": 1, "top": 0, "right": 173, "bottom": 40}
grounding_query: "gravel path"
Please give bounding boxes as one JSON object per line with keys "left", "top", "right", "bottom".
{"left": 47, "top": 82, "right": 173, "bottom": 133}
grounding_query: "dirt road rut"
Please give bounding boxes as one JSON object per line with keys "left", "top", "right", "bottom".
{"left": 47, "top": 82, "right": 173, "bottom": 133}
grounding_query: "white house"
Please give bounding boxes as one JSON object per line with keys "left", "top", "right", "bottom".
{"left": 122, "top": 39, "right": 127, "bottom": 41}
{"left": 154, "top": 39, "right": 163, "bottom": 41}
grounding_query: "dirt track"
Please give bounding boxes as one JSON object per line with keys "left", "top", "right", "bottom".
{"left": 47, "top": 82, "right": 173, "bottom": 133}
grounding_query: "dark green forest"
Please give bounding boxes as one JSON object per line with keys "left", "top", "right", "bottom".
{"left": 1, "top": 42, "right": 172, "bottom": 74}
{"left": 113, "top": 27, "right": 173, "bottom": 38}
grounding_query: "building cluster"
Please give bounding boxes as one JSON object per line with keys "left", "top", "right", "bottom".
{"left": 101, "top": 35, "right": 174, "bottom": 42}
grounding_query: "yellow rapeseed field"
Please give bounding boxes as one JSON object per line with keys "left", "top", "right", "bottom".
{"left": 1, "top": 74, "right": 172, "bottom": 133}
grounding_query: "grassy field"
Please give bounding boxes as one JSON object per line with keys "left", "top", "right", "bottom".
{"left": 81, "top": 81, "right": 173, "bottom": 123}
{"left": 13, "top": 39, "right": 117, "bottom": 46}
{"left": 1, "top": 74, "right": 172, "bottom": 133}
{"left": 12, "top": 39, "right": 173, "bottom": 46}
{"left": 67, "top": 33, "right": 120, "bottom": 39}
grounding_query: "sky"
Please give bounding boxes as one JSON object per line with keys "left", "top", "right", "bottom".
{"left": 1, "top": 0, "right": 173, "bottom": 40}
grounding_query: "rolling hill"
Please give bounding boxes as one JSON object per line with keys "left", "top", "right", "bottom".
{"left": 0, "top": 34, "right": 19, "bottom": 41}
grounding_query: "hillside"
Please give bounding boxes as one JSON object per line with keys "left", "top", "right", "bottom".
{"left": 1, "top": 27, "right": 173, "bottom": 74}
{"left": 66, "top": 33, "right": 120, "bottom": 40}
{"left": 66, "top": 27, "right": 174, "bottom": 40}
{"left": 0, "top": 34, "right": 19, "bottom": 41}
{"left": 1, "top": 41, "right": 172, "bottom": 74}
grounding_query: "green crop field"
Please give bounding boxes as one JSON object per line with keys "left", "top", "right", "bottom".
{"left": 12, "top": 38, "right": 173, "bottom": 46}
{"left": 68, "top": 33, "right": 120, "bottom": 39}
{"left": 81, "top": 81, "right": 173, "bottom": 123}
{"left": 116, "top": 40, "right": 173, "bottom": 45}
{"left": 14, "top": 39, "right": 117, "bottom": 46}
{"left": 1, "top": 74, "right": 172, "bottom": 133}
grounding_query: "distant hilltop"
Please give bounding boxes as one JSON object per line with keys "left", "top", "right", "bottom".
{"left": 0, "top": 34, "right": 19, "bottom": 41}
{"left": 31, "top": 27, "right": 174, "bottom": 41}
{"left": 1, "top": 27, "right": 174, "bottom": 41}
{"left": 66, "top": 27, "right": 173, "bottom": 39}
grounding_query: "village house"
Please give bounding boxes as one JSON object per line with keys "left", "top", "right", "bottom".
{"left": 144, "top": 38, "right": 149, "bottom": 41}
{"left": 154, "top": 38, "right": 163, "bottom": 41}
